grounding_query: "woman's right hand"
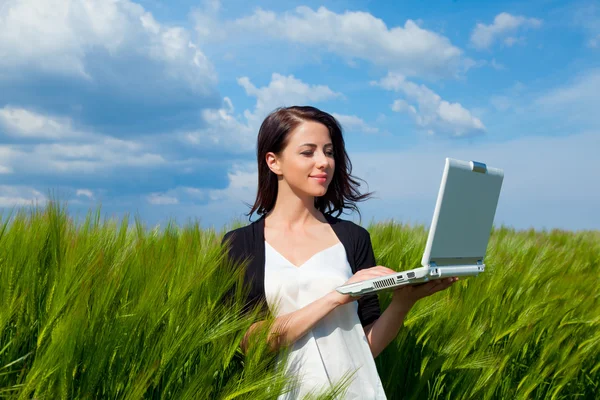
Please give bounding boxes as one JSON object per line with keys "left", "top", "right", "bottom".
{"left": 330, "top": 265, "right": 398, "bottom": 306}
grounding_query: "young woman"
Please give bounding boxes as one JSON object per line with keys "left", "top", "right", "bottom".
{"left": 221, "top": 106, "right": 457, "bottom": 399}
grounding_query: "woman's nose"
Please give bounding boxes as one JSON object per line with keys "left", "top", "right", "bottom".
{"left": 316, "top": 152, "right": 329, "bottom": 167}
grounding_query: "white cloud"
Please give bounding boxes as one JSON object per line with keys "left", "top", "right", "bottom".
{"left": 207, "top": 164, "right": 258, "bottom": 202}
{"left": 391, "top": 99, "right": 417, "bottom": 114}
{"left": 490, "top": 58, "right": 506, "bottom": 70}
{"left": 373, "top": 73, "right": 485, "bottom": 137}
{"left": 76, "top": 189, "right": 94, "bottom": 199}
{"left": 536, "top": 69, "right": 600, "bottom": 108}
{"left": 39, "top": 142, "right": 166, "bottom": 172}
{"left": 0, "top": 185, "right": 46, "bottom": 208}
{"left": 571, "top": 3, "right": 600, "bottom": 49}
{"left": 226, "top": 166, "right": 257, "bottom": 191}
{"left": 197, "top": 6, "right": 467, "bottom": 78}
{"left": 147, "top": 193, "right": 179, "bottom": 205}
{"left": 0, "top": 0, "right": 216, "bottom": 91}
{"left": 0, "top": 145, "right": 22, "bottom": 176}
{"left": 375, "top": 72, "right": 408, "bottom": 92}
{"left": 470, "top": 12, "right": 542, "bottom": 50}
{"left": 144, "top": 162, "right": 258, "bottom": 206}
{"left": 0, "top": 107, "right": 166, "bottom": 174}
{"left": 0, "top": 106, "right": 83, "bottom": 140}
{"left": 331, "top": 113, "right": 379, "bottom": 134}
{"left": 130, "top": 162, "right": 261, "bottom": 230}
{"left": 180, "top": 73, "right": 344, "bottom": 154}
{"left": 194, "top": 0, "right": 227, "bottom": 42}
{"left": 534, "top": 69, "right": 600, "bottom": 127}
{"left": 180, "top": 96, "right": 255, "bottom": 153}
{"left": 238, "top": 73, "right": 342, "bottom": 125}
{"left": 1, "top": 72, "right": 348, "bottom": 192}
{"left": 0, "top": 146, "right": 15, "bottom": 174}
{"left": 503, "top": 36, "right": 525, "bottom": 47}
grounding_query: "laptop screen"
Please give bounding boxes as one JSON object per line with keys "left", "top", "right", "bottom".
{"left": 421, "top": 158, "right": 504, "bottom": 267}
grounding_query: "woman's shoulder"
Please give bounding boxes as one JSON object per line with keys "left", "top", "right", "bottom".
{"left": 221, "top": 224, "right": 252, "bottom": 246}
{"left": 221, "top": 224, "right": 256, "bottom": 266}
{"left": 221, "top": 215, "right": 265, "bottom": 247}
{"left": 326, "top": 214, "right": 371, "bottom": 239}
{"left": 221, "top": 213, "right": 371, "bottom": 245}
{"left": 327, "top": 214, "right": 376, "bottom": 268}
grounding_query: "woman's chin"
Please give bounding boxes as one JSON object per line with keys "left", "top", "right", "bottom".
{"left": 299, "top": 181, "right": 329, "bottom": 197}
{"left": 311, "top": 187, "right": 328, "bottom": 197}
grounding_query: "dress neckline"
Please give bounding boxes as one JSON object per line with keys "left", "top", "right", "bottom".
{"left": 259, "top": 213, "right": 343, "bottom": 269}
{"left": 265, "top": 240, "right": 343, "bottom": 269}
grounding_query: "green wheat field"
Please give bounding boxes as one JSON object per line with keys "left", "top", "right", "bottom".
{"left": 1, "top": 200, "right": 598, "bottom": 399}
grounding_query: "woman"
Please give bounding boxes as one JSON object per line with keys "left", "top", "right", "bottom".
{"left": 221, "top": 106, "right": 457, "bottom": 399}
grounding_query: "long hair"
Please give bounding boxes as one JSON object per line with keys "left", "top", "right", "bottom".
{"left": 245, "top": 106, "right": 375, "bottom": 223}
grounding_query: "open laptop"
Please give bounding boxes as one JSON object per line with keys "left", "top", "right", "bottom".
{"left": 335, "top": 157, "right": 504, "bottom": 297}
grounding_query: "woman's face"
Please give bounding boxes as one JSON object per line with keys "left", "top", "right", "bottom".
{"left": 267, "top": 120, "right": 335, "bottom": 198}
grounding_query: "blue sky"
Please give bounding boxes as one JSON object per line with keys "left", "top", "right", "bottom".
{"left": 0, "top": 0, "right": 598, "bottom": 232}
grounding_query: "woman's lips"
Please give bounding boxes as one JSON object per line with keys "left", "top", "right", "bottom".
{"left": 311, "top": 177, "right": 327, "bottom": 183}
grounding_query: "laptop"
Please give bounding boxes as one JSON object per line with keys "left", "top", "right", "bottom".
{"left": 335, "top": 157, "right": 504, "bottom": 297}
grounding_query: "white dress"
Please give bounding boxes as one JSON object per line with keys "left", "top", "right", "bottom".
{"left": 264, "top": 240, "right": 387, "bottom": 399}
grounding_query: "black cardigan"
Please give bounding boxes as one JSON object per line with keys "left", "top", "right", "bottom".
{"left": 221, "top": 213, "right": 381, "bottom": 327}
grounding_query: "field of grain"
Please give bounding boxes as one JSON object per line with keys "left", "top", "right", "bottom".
{"left": 1, "top": 201, "right": 598, "bottom": 399}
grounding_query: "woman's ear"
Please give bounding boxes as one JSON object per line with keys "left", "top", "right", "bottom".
{"left": 266, "top": 152, "right": 282, "bottom": 176}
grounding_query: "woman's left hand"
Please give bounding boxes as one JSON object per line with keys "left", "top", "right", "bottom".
{"left": 391, "top": 277, "right": 458, "bottom": 310}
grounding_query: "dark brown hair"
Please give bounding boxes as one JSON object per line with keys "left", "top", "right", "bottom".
{"left": 245, "top": 106, "right": 375, "bottom": 222}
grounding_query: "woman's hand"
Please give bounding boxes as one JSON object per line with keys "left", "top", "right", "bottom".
{"left": 391, "top": 277, "right": 458, "bottom": 310}
{"left": 330, "top": 265, "right": 399, "bottom": 306}
{"left": 330, "top": 267, "right": 459, "bottom": 308}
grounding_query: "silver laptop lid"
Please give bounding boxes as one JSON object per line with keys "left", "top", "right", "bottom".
{"left": 421, "top": 158, "right": 504, "bottom": 267}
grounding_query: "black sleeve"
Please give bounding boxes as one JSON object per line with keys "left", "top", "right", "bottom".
{"left": 220, "top": 230, "right": 259, "bottom": 318}
{"left": 221, "top": 231, "right": 237, "bottom": 304}
{"left": 354, "top": 227, "right": 381, "bottom": 327}
{"left": 221, "top": 231, "right": 249, "bottom": 314}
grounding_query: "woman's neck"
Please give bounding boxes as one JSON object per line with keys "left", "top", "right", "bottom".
{"left": 264, "top": 205, "right": 326, "bottom": 231}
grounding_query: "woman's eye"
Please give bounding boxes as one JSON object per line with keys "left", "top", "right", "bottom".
{"left": 301, "top": 151, "right": 334, "bottom": 156}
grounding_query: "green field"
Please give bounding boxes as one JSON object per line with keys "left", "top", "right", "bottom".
{"left": 1, "top": 201, "right": 598, "bottom": 399}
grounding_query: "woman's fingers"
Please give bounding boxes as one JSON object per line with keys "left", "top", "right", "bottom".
{"left": 425, "top": 277, "right": 457, "bottom": 294}
{"left": 413, "top": 277, "right": 457, "bottom": 297}
{"left": 373, "top": 266, "right": 398, "bottom": 275}
{"left": 359, "top": 266, "right": 397, "bottom": 279}
{"left": 416, "top": 281, "right": 439, "bottom": 295}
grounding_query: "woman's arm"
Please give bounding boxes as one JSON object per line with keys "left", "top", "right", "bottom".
{"left": 363, "top": 298, "right": 413, "bottom": 358}
{"left": 240, "top": 290, "right": 343, "bottom": 354}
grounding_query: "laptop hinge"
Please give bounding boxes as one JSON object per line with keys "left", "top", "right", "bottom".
{"left": 428, "top": 260, "right": 485, "bottom": 274}
{"left": 429, "top": 257, "right": 482, "bottom": 266}
{"left": 429, "top": 260, "right": 484, "bottom": 267}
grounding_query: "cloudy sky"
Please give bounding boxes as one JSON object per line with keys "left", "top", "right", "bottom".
{"left": 1, "top": 0, "right": 598, "bottom": 232}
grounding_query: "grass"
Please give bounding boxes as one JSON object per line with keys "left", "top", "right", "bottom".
{"left": 0, "top": 200, "right": 598, "bottom": 399}
{"left": 370, "top": 220, "right": 600, "bottom": 399}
